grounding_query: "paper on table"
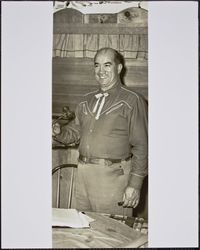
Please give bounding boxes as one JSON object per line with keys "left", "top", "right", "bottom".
{"left": 52, "top": 208, "right": 95, "bottom": 228}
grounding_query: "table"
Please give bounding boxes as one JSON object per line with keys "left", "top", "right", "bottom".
{"left": 52, "top": 211, "right": 148, "bottom": 248}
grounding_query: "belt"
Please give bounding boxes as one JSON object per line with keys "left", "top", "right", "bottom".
{"left": 78, "top": 155, "right": 131, "bottom": 166}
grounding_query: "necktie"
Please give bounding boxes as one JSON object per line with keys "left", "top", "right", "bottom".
{"left": 92, "top": 92, "right": 109, "bottom": 120}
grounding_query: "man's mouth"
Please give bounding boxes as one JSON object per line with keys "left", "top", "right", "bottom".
{"left": 99, "top": 75, "right": 107, "bottom": 79}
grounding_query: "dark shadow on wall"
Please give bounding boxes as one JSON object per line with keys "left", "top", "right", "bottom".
{"left": 119, "top": 52, "right": 148, "bottom": 102}
{"left": 118, "top": 51, "right": 127, "bottom": 86}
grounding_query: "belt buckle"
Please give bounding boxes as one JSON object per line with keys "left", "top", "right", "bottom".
{"left": 105, "top": 159, "right": 113, "bottom": 166}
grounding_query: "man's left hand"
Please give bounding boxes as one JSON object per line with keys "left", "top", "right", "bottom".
{"left": 122, "top": 186, "right": 140, "bottom": 208}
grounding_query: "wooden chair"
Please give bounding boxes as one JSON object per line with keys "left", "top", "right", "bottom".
{"left": 52, "top": 163, "right": 77, "bottom": 208}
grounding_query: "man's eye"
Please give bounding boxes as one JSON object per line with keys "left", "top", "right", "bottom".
{"left": 94, "top": 64, "right": 99, "bottom": 68}
{"left": 105, "top": 64, "right": 111, "bottom": 67}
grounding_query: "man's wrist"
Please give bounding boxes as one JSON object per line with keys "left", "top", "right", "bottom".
{"left": 128, "top": 173, "right": 145, "bottom": 190}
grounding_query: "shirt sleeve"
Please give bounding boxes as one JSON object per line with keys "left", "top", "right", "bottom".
{"left": 54, "top": 105, "right": 81, "bottom": 145}
{"left": 128, "top": 96, "right": 148, "bottom": 190}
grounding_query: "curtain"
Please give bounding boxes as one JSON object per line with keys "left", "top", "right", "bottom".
{"left": 119, "top": 34, "right": 139, "bottom": 58}
{"left": 53, "top": 34, "right": 148, "bottom": 59}
{"left": 53, "top": 34, "right": 84, "bottom": 57}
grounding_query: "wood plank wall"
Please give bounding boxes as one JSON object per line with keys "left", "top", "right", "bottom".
{"left": 53, "top": 57, "right": 148, "bottom": 113}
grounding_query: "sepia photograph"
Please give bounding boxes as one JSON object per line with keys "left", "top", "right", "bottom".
{"left": 52, "top": 1, "right": 148, "bottom": 248}
{"left": 2, "top": 1, "right": 198, "bottom": 249}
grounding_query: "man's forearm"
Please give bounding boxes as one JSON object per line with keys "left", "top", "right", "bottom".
{"left": 128, "top": 156, "right": 148, "bottom": 190}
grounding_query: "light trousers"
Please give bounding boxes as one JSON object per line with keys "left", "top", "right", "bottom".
{"left": 75, "top": 160, "right": 133, "bottom": 216}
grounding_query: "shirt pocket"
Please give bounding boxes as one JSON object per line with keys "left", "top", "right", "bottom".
{"left": 105, "top": 103, "right": 124, "bottom": 115}
{"left": 82, "top": 103, "right": 88, "bottom": 115}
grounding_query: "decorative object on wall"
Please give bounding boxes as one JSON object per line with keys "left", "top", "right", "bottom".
{"left": 118, "top": 7, "right": 147, "bottom": 25}
{"left": 86, "top": 13, "right": 117, "bottom": 23}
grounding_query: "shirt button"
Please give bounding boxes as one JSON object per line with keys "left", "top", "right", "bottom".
{"left": 90, "top": 129, "right": 93, "bottom": 133}
{"left": 86, "top": 145, "right": 89, "bottom": 149}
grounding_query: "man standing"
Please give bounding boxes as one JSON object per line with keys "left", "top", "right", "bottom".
{"left": 53, "top": 47, "right": 148, "bottom": 216}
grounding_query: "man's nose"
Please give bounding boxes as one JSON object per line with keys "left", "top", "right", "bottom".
{"left": 99, "top": 65, "right": 105, "bottom": 73}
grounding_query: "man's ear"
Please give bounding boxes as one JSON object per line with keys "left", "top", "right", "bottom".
{"left": 118, "top": 63, "right": 123, "bottom": 74}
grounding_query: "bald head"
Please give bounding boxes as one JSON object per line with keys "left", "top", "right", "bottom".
{"left": 94, "top": 48, "right": 123, "bottom": 65}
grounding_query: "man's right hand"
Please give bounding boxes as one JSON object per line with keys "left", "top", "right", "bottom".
{"left": 122, "top": 186, "right": 140, "bottom": 208}
{"left": 52, "top": 122, "right": 61, "bottom": 136}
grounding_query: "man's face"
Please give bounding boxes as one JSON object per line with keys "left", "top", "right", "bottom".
{"left": 94, "top": 50, "right": 122, "bottom": 91}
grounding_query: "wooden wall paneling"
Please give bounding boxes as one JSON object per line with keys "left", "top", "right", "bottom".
{"left": 54, "top": 8, "right": 84, "bottom": 24}
{"left": 54, "top": 23, "right": 147, "bottom": 35}
{"left": 83, "top": 7, "right": 148, "bottom": 26}
{"left": 53, "top": 70, "right": 148, "bottom": 86}
{"left": 84, "top": 13, "right": 117, "bottom": 24}
{"left": 53, "top": 7, "right": 148, "bottom": 34}
{"left": 53, "top": 83, "right": 98, "bottom": 94}
{"left": 52, "top": 58, "right": 147, "bottom": 84}
{"left": 53, "top": 57, "right": 147, "bottom": 66}
{"left": 52, "top": 57, "right": 148, "bottom": 113}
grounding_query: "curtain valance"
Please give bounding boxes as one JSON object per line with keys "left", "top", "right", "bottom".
{"left": 53, "top": 34, "right": 148, "bottom": 59}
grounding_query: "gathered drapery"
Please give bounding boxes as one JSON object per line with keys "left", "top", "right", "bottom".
{"left": 53, "top": 34, "right": 148, "bottom": 59}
